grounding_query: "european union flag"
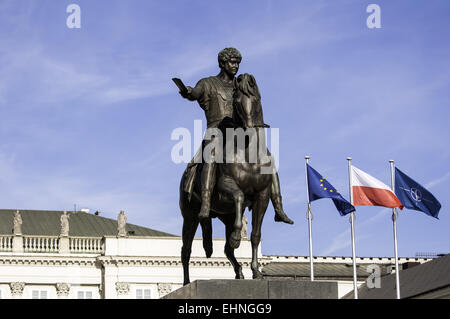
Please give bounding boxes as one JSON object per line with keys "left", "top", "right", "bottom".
{"left": 307, "top": 164, "right": 355, "bottom": 216}
{"left": 395, "top": 167, "right": 441, "bottom": 219}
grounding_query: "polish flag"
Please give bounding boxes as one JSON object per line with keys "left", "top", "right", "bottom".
{"left": 351, "top": 166, "right": 404, "bottom": 209}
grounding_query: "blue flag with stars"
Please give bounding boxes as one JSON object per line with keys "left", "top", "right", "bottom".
{"left": 395, "top": 167, "right": 441, "bottom": 219}
{"left": 307, "top": 164, "right": 355, "bottom": 216}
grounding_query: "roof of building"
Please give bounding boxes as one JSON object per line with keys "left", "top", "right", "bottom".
{"left": 266, "top": 255, "right": 430, "bottom": 263}
{"left": 343, "top": 253, "right": 450, "bottom": 299}
{"left": 262, "top": 261, "right": 392, "bottom": 279}
{"left": 0, "top": 209, "right": 177, "bottom": 237}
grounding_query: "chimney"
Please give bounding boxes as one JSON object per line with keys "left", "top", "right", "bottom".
{"left": 386, "top": 265, "right": 396, "bottom": 274}
{"left": 402, "top": 262, "right": 420, "bottom": 270}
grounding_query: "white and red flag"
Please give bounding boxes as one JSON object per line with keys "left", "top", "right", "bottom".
{"left": 351, "top": 166, "right": 404, "bottom": 209}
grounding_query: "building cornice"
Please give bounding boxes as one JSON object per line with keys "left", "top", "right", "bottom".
{"left": 97, "top": 256, "right": 271, "bottom": 268}
{"left": 0, "top": 253, "right": 272, "bottom": 268}
{"left": 0, "top": 253, "right": 431, "bottom": 267}
{"left": 0, "top": 255, "right": 98, "bottom": 266}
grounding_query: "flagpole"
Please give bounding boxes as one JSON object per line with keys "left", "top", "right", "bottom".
{"left": 389, "top": 160, "right": 401, "bottom": 299}
{"left": 305, "top": 155, "right": 314, "bottom": 281}
{"left": 347, "top": 157, "right": 358, "bottom": 299}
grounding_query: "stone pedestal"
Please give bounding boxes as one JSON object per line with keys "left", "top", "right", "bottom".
{"left": 12, "top": 236, "right": 24, "bottom": 253}
{"left": 162, "top": 280, "right": 339, "bottom": 299}
{"left": 59, "top": 237, "right": 70, "bottom": 254}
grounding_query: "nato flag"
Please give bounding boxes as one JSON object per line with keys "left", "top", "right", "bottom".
{"left": 307, "top": 164, "right": 355, "bottom": 216}
{"left": 395, "top": 167, "right": 442, "bottom": 219}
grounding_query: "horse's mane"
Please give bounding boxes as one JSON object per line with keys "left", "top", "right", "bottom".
{"left": 234, "top": 73, "right": 261, "bottom": 100}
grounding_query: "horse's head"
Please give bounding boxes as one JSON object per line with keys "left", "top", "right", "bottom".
{"left": 233, "top": 73, "right": 269, "bottom": 129}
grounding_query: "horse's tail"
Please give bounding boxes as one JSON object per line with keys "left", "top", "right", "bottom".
{"left": 200, "top": 218, "right": 213, "bottom": 258}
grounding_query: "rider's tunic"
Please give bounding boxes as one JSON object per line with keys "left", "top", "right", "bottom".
{"left": 183, "top": 76, "right": 235, "bottom": 199}
{"left": 189, "top": 76, "right": 235, "bottom": 128}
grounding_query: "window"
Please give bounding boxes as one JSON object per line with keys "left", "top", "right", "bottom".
{"left": 77, "top": 291, "right": 93, "bottom": 299}
{"left": 136, "top": 289, "right": 151, "bottom": 299}
{"left": 31, "top": 290, "right": 47, "bottom": 299}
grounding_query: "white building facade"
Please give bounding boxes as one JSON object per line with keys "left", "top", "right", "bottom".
{"left": 0, "top": 209, "right": 431, "bottom": 299}
{"left": 0, "top": 209, "right": 269, "bottom": 299}
{"left": 0, "top": 235, "right": 265, "bottom": 299}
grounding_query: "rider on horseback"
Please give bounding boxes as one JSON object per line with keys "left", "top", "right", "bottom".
{"left": 179, "top": 47, "right": 293, "bottom": 225}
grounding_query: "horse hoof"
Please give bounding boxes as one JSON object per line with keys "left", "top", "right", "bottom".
{"left": 235, "top": 268, "right": 244, "bottom": 279}
{"left": 229, "top": 232, "right": 241, "bottom": 249}
{"left": 252, "top": 271, "right": 263, "bottom": 279}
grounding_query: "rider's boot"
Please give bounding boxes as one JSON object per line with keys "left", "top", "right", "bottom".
{"left": 198, "top": 162, "right": 215, "bottom": 220}
{"left": 271, "top": 172, "right": 294, "bottom": 224}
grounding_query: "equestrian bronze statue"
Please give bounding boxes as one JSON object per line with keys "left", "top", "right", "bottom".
{"left": 176, "top": 48, "right": 293, "bottom": 285}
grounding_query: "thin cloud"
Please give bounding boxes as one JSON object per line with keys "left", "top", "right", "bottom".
{"left": 426, "top": 172, "right": 450, "bottom": 189}
{"left": 321, "top": 208, "right": 391, "bottom": 256}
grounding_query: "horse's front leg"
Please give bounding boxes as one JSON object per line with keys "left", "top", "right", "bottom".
{"left": 219, "top": 214, "right": 245, "bottom": 279}
{"left": 250, "top": 187, "right": 270, "bottom": 279}
{"left": 216, "top": 175, "right": 244, "bottom": 249}
{"left": 229, "top": 190, "right": 244, "bottom": 249}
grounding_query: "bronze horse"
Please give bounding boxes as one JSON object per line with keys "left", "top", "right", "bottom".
{"left": 179, "top": 73, "right": 276, "bottom": 285}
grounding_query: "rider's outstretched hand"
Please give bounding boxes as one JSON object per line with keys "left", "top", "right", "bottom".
{"left": 180, "top": 86, "right": 193, "bottom": 99}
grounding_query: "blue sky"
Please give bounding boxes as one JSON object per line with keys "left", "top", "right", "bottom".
{"left": 0, "top": 0, "right": 449, "bottom": 258}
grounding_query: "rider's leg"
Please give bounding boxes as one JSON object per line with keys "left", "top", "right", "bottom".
{"left": 198, "top": 137, "right": 216, "bottom": 220}
{"left": 271, "top": 171, "right": 294, "bottom": 224}
{"left": 198, "top": 161, "right": 216, "bottom": 219}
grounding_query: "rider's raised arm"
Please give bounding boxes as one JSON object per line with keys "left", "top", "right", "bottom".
{"left": 181, "top": 78, "right": 206, "bottom": 102}
{"left": 185, "top": 79, "right": 211, "bottom": 113}
{"left": 188, "top": 79, "right": 206, "bottom": 101}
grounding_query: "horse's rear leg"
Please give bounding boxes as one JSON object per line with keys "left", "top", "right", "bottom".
{"left": 250, "top": 188, "right": 270, "bottom": 279}
{"left": 219, "top": 215, "right": 244, "bottom": 279}
{"left": 200, "top": 217, "right": 213, "bottom": 258}
{"left": 181, "top": 216, "right": 199, "bottom": 285}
